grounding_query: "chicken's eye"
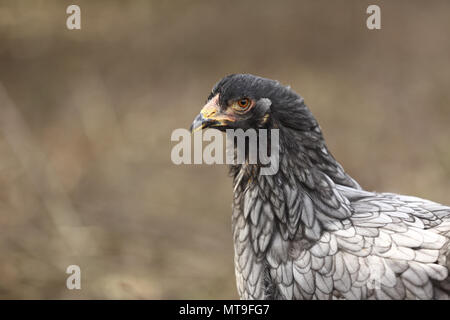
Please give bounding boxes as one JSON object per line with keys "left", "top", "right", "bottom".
{"left": 237, "top": 98, "right": 250, "bottom": 108}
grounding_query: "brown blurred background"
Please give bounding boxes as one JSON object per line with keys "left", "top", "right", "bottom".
{"left": 0, "top": 0, "right": 449, "bottom": 299}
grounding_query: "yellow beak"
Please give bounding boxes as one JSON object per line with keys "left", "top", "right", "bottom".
{"left": 190, "top": 95, "right": 235, "bottom": 132}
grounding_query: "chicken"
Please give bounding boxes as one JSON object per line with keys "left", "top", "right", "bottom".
{"left": 190, "top": 74, "right": 450, "bottom": 299}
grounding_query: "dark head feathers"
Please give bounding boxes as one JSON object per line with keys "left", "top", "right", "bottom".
{"left": 208, "top": 74, "right": 299, "bottom": 109}
{"left": 209, "top": 74, "right": 317, "bottom": 132}
{"left": 208, "top": 74, "right": 360, "bottom": 189}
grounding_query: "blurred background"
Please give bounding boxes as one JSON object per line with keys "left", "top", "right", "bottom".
{"left": 0, "top": 0, "right": 449, "bottom": 299}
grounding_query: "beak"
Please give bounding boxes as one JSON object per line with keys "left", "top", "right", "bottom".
{"left": 190, "top": 113, "right": 216, "bottom": 133}
{"left": 190, "top": 95, "right": 234, "bottom": 133}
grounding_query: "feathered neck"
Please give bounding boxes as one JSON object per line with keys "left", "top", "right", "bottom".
{"left": 230, "top": 112, "right": 360, "bottom": 192}
{"left": 229, "top": 114, "right": 358, "bottom": 254}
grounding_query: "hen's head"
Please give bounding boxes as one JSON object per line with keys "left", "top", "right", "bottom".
{"left": 190, "top": 74, "right": 360, "bottom": 190}
{"left": 190, "top": 74, "right": 319, "bottom": 133}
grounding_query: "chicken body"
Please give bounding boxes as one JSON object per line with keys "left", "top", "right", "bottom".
{"left": 232, "top": 169, "right": 450, "bottom": 299}
{"left": 191, "top": 74, "right": 450, "bottom": 299}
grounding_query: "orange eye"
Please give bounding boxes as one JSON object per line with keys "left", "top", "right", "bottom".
{"left": 237, "top": 98, "right": 250, "bottom": 108}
